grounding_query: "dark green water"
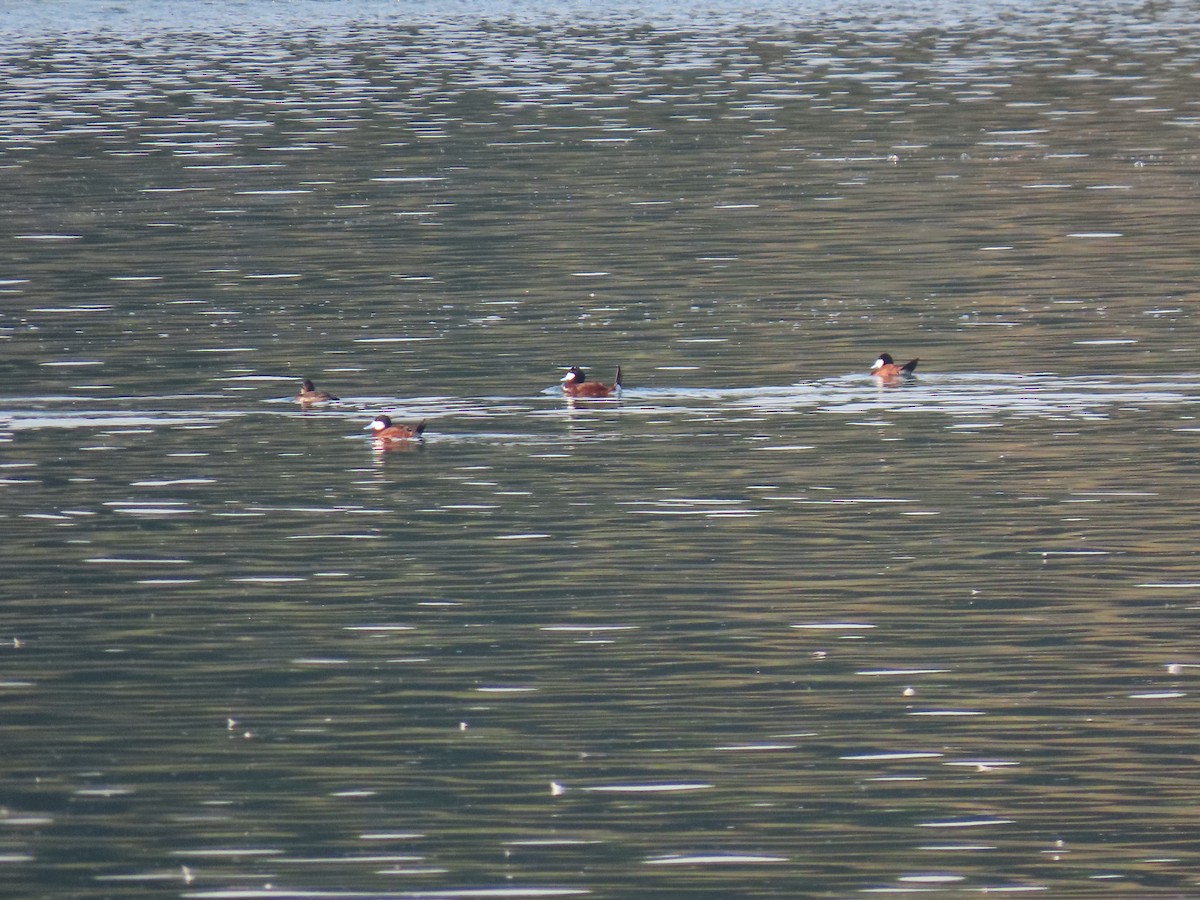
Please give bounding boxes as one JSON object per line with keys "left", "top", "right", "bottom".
{"left": 3, "top": 1, "right": 1200, "bottom": 897}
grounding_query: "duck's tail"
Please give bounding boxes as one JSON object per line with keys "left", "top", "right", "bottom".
{"left": 614, "top": 366, "right": 623, "bottom": 389}
{"left": 413, "top": 420, "right": 427, "bottom": 437}
{"left": 901, "top": 358, "right": 919, "bottom": 373}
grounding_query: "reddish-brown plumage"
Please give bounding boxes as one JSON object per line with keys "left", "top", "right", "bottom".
{"left": 366, "top": 415, "right": 426, "bottom": 442}
{"left": 561, "top": 365, "right": 622, "bottom": 398}
{"left": 869, "top": 354, "right": 919, "bottom": 381}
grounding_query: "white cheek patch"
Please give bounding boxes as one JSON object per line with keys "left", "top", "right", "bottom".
{"left": 371, "top": 420, "right": 385, "bottom": 431}
{"left": 561, "top": 372, "right": 572, "bottom": 382}
{"left": 871, "top": 358, "right": 885, "bottom": 371}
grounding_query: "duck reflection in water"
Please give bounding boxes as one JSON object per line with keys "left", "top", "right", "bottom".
{"left": 366, "top": 415, "right": 427, "bottom": 449}
{"left": 869, "top": 353, "right": 919, "bottom": 384}
{"left": 561, "top": 365, "right": 622, "bottom": 399}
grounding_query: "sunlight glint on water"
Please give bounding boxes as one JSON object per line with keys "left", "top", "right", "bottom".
{"left": 3, "top": 1, "right": 1200, "bottom": 897}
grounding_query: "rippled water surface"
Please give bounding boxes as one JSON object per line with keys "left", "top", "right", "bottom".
{"left": 4, "top": 1, "right": 1200, "bottom": 897}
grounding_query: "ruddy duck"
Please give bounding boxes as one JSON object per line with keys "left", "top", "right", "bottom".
{"left": 296, "top": 379, "right": 338, "bottom": 404}
{"left": 869, "top": 354, "right": 919, "bottom": 380}
{"left": 366, "top": 415, "right": 426, "bottom": 441}
{"left": 561, "top": 365, "right": 622, "bottom": 398}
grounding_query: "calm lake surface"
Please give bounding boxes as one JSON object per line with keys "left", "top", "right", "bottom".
{"left": 4, "top": 1, "right": 1200, "bottom": 897}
